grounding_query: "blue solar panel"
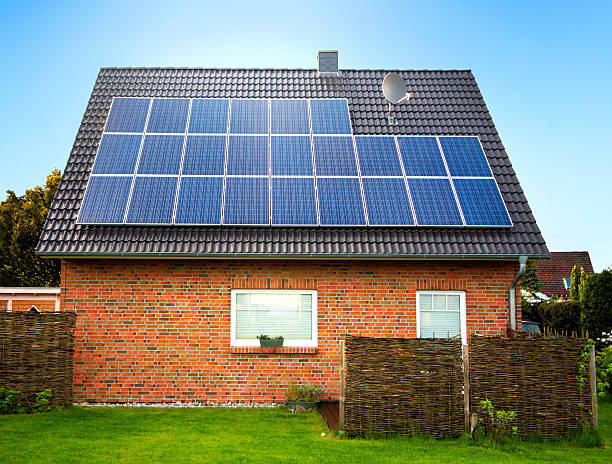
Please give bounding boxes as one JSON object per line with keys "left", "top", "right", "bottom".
{"left": 398, "top": 137, "right": 447, "bottom": 176}
{"left": 137, "top": 135, "right": 184, "bottom": 175}
{"left": 271, "top": 136, "right": 313, "bottom": 176}
{"left": 271, "top": 100, "right": 310, "bottom": 134}
{"left": 313, "top": 136, "right": 357, "bottom": 176}
{"left": 146, "top": 99, "right": 190, "bottom": 133}
{"left": 230, "top": 100, "right": 268, "bottom": 134}
{"left": 453, "top": 178, "right": 511, "bottom": 226}
{"left": 271, "top": 177, "right": 317, "bottom": 225}
{"left": 105, "top": 98, "right": 150, "bottom": 133}
{"left": 362, "top": 178, "right": 414, "bottom": 225}
{"left": 310, "top": 100, "right": 352, "bottom": 134}
{"left": 125, "top": 177, "right": 178, "bottom": 224}
{"left": 317, "top": 178, "right": 366, "bottom": 225}
{"left": 78, "top": 176, "right": 132, "bottom": 223}
{"left": 175, "top": 177, "right": 223, "bottom": 224}
{"left": 92, "top": 134, "right": 142, "bottom": 174}
{"left": 439, "top": 137, "right": 492, "bottom": 177}
{"left": 407, "top": 178, "right": 463, "bottom": 226}
{"left": 355, "top": 136, "right": 402, "bottom": 176}
{"left": 182, "top": 135, "right": 226, "bottom": 175}
{"left": 227, "top": 136, "right": 269, "bottom": 175}
{"left": 188, "top": 99, "right": 229, "bottom": 134}
{"left": 223, "top": 177, "right": 269, "bottom": 225}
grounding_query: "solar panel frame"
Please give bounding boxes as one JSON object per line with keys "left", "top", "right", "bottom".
{"left": 226, "top": 135, "right": 269, "bottom": 176}
{"left": 91, "top": 134, "right": 143, "bottom": 175}
{"left": 222, "top": 177, "right": 270, "bottom": 225}
{"left": 125, "top": 176, "right": 179, "bottom": 224}
{"left": 146, "top": 98, "right": 190, "bottom": 134}
{"left": 453, "top": 178, "right": 512, "bottom": 226}
{"left": 438, "top": 136, "right": 494, "bottom": 177}
{"left": 398, "top": 136, "right": 447, "bottom": 177}
{"left": 270, "top": 99, "right": 310, "bottom": 135}
{"left": 271, "top": 136, "right": 314, "bottom": 176}
{"left": 229, "top": 99, "right": 269, "bottom": 134}
{"left": 317, "top": 177, "right": 366, "bottom": 226}
{"left": 182, "top": 135, "right": 227, "bottom": 176}
{"left": 407, "top": 178, "right": 464, "bottom": 226}
{"left": 174, "top": 176, "right": 224, "bottom": 225}
{"left": 104, "top": 97, "right": 151, "bottom": 133}
{"left": 362, "top": 177, "right": 414, "bottom": 226}
{"left": 77, "top": 175, "right": 133, "bottom": 224}
{"left": 355, "top": 136, "right": 403, "bottom": 177}
{"left": 188, "top": 99, "right": 229, "bottom": 134}
{"left": 136, "top": 135, "right": 185, "bottom": 175}
{"left": 310, "top": 99, "right": 352, "bottom": 134}
{"left": 312, "top": 136, "right": 358, "bottom": 176}
{"left": 271, "top": 177, "right": 318, "bottom": 225}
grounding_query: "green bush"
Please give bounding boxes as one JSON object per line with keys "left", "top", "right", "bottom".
{"left": 537, "top": 300, "right": 582, "bottom": 333}
{"left": 582, "top": 269, "right": 612, "bottom": 341}
{"left": 0, "top": 388, "right": 22, "bottom": 414}
{"left": 285, "top": 384, "right": 322, "bottom": 402}
{"left": 596, "top": 345, "right": 612, "bottom": 399}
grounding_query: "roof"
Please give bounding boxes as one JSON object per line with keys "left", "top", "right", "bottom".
{"left": 535, "top": 251, "right": 594, "bottom": 298}
{"left": 36, "top": 67, "right": 549, "bottom": 259}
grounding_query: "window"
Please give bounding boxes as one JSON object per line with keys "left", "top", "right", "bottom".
{"left": 230, "top": 290, "right": 317, "bottom": 347}
{"left": 563, "top": 278, "right": 571, "bottom": 290}
{"left": 416, "top": 291, "right": 466, "bottom": 344}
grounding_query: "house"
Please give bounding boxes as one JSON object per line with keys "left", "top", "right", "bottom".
{"left": 36, "top": 54, "right": 549, "bottom": 403}
{"left": 0, "top": 287, "right": 61, "bottom": 312}
{"left": 535, "top": 251, "right": 594, "bottom": 299}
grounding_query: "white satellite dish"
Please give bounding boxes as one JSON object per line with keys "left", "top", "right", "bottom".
{"left": 382, "top": 73, "right": 411, "bottom": 125}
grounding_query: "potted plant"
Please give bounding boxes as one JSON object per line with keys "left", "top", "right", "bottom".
{"left": 285, "top": 384, "right": 322, "bottom": 412}
{"left": 257, "top": 334, "right": 284, "bottom": 348}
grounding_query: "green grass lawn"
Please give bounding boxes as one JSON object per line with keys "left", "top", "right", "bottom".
{"left": 1, "top": 402, "right": 610, "bottom": 463}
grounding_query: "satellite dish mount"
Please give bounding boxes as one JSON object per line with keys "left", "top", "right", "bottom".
{"left": 382, "top": 73, "right": 411, "bottom": 126}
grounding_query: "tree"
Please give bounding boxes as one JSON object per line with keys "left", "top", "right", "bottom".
{"left": 521, "top": 259, "right": 541, "bottom": 293}
{"left": 0, "top": 169, "right": 61, "bottom": 287}
{"left": 582, "top": 269, "right": 612, "bottom": 341}
{"left": 570, "top": 265, "right": 580, "bottom": 300}
{"left": 579, "top": 267, "right": 587, "bottom": 303}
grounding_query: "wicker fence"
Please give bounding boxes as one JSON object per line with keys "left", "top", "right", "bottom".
{"left": 344, "top": 334, "right": 594, "bottom": 439}
{"left": 345, "top": 335, "right": 464, "bottom": 437}
{"left": 0, "top": 312, "right": 76, "bottom": 409}
{"left": 469, "top": 335, "right": 593, "bottom": 438}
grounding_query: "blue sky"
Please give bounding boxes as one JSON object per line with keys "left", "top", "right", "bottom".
{"left": 0, "top": 0, "right": 610, "bottom": 271}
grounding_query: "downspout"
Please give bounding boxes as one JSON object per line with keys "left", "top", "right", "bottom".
{"left": 509, "top": 256, "right": 528, "bottom": 331}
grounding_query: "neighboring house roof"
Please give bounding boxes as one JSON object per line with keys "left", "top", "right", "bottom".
{"left": 36, "top": 67, "right": 549, "bottom": 258}
{"left": 535, "top": 251, "right": 594, "bottom": 298}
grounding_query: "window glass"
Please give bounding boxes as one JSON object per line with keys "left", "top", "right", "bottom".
{"left": 418, "top": 292, "right": 464, "bottom": 341}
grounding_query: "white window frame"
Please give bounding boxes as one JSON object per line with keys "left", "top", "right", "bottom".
{"left": 230, "top": 289, "right": 318, "bottom": 348}
{"left": 416, "top": 291, "right": 467, "bottom": 345}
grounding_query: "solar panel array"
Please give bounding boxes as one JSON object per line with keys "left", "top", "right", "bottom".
{"left": 78, "top": 97, "right": 512, "bottom": 227}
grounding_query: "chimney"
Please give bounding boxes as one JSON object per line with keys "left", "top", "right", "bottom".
{"left": 317, "top": 50, "right": 339, "bottom": 77}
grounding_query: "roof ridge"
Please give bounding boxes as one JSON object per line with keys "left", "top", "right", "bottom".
{"left": 98, "top": 66, "right": 473, "bottom": 73}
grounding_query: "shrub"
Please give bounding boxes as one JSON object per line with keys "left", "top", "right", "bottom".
{"left": 285, "top": 384, "right": 322, "bottom": 403}
{"left": 33, "top": 389, "right": 53, "bottom": 412}
{"left": 582, "top": 269, "right": 612, "bottom": 342}
{"left": 537, "top": 300, "right": 582, "bottom": 333}
{"left": 0, "top": 388, "right": 22, "bottom": 414}
{"left": 478, "top": 399, "right": 518, "bottom": 443}
{"left": 596, "top": 345, "right": 612, "bottom": 399}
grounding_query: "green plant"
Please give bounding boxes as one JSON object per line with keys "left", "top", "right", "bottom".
{"left": 581, "top": 269, "right": 612, "bottom": 346}
{"left": 256, "top": 335, "right": 283, "bottom": 341}
{"left": 478, "top": 399, "right": 518, "bottom": 443}
{"left": 570, "top": 265, "right": 580, "bottom": 301}
{"left": 285, "top": 384, "right": 322, "bottom": 403}
{"left": 537, "top": 300, "right": 582, "bottom": 333}
{"left": 596, "top": 345, "right": 612, "bottom": 399}
{"left": 0, "top": 388, "right": 21, "bottom": 414}
{"left": 521, "top": 260, "right": 541, "bottom": 293}
{"left": 33, "top": 389, "right": 53, "bottom": 413}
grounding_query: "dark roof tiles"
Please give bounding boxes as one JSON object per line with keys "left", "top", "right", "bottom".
{"left": 37, "top": 67, "right": 548, "bottom": 258}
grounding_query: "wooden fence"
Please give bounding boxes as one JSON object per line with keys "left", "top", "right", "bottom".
{"left": 343, "top": 334, "right": 595, "bottom": 439}
{"left": 0, "top": 312, "right": 76, "bottom": 409}
{"left": 345, "top": 335, "right": 464, "bottom": 437}
{"left": 469, "top": 335, "right": 594, "bottom": 438}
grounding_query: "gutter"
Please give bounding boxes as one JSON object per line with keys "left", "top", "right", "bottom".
{"left": 509, "top": 256, "right": 528, "bottom": 331}
{"left": 36, "top": 251, "right": 551, "bottom": 260}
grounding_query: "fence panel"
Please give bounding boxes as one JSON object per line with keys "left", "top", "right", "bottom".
{"left": 469, "top": 335, "right": 592, "bottom": 438}
{"left": 345, "top": 335, "right": 464, "bottom": 437}
{"left": 0, "top": 312, "right": 76, "bottom": 409}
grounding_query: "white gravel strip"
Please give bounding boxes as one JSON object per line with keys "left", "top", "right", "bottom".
{"left": 74, "top": 401, "right": 281, "bottom": 408}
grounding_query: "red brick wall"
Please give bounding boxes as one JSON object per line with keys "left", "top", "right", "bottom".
{"left": 61, "top": 258, "right": 520, "bottom": 403}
